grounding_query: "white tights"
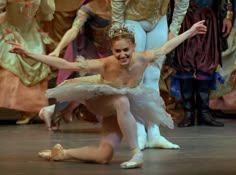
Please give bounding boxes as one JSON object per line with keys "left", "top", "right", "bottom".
{"left": 125, "top": 16, "right": 179, "bottom": 150}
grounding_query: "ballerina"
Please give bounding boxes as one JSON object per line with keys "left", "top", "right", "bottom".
{"left": 9, "top": 21, "right": 207, "bottom": 169}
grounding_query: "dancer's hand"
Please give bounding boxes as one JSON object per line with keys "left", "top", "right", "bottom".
{"left": 168, "top": 32, "right": 175, "bottom": 40}
{"left": 8, "top": 41, "right": 28, "bottom": 57}
{"left": 230, "top": 64, "right": 236, "bottom": 86}
{"left": 189, "top": 20, "right": 207, "bottom": 37}
{"left": 222, "top": 18, "right": 232, "bottom": 37}
{"left": 49, "top": 49, "right": 60, "bottom": 57}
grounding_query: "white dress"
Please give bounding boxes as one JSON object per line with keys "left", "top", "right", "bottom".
{"left": 47, "top": 74, "right": 174, "bottom": 129}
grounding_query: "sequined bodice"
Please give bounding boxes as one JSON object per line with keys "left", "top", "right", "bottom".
{"left": 125, "top": 0, "right": 165, "bottom": 24}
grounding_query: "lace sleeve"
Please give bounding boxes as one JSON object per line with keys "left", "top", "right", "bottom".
{"left": 111, "top": 0, "right": 126, "bottom": 23}
{"left": 72, "top": 7, "right": 89, "bottom": 29}
{"left": 75, "top": 56, "right": 89, "bottom": 76}
{"left": 169, "top": 0, "right": 189, "bottom": 36}
{"left": 38, "top": 0, "right": 55, "bottom": 21}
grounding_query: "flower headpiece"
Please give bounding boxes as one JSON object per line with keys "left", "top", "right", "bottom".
{"left": 108, "top": 23, "right": 135, "bottom": 39}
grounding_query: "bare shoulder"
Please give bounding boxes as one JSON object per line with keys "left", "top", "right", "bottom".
{"left": 134, "top": 51, "right": 150, "bottom": 64}
{"left": 91, "top": 56, "right": 115, "bottom": 71}
{"left": 99, "top": 55, "right": 115, "bottom": 65}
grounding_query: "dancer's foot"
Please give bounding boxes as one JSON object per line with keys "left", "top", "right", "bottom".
{"left": 51, "top": 144, "right": 65, "bottom": 160}
{"left": 38, "top": 144, "right": 65, "bottom": 161}
{"left": 16, "top": 117, "right": 31, "bottom": 125}
{"left": 147, "top": 136, "right": 180, "bottom": 149}
{"left": 39, "top": 105, "right": 54, "bottom": 128}
{"left": 39, "top": 105, "right": 60, "bottom": 131}
{"left": 38, "top": 150, "right": 52, "bottom": 160}
{"left": 16, "top": 112, "right": 35, "bottom": 125}
{"left": 120, "top": 149, "right": 143, "bottom": 169}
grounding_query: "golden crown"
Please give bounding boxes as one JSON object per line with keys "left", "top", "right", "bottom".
{"left": 108, "top": 23, "right": 135, "bottom": 38}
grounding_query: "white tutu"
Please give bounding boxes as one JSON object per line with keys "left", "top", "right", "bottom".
{"left": 47, "top": 75, "right": 174, "bottom": 129}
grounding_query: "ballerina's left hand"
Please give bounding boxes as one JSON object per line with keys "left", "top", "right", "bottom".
{"left": 189, "top": 20, "right": 207, "bottom": 37}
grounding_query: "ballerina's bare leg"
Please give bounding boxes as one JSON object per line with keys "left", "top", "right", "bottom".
{"left": 39, "top": 94, "right": 143, "bottom": 168}
{"left": 39, "top": 115, "right": 121, "bottom": 163}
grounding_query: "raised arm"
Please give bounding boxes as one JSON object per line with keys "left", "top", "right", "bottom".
{"left": 142, "top": 20, "right": 207, "bottom": 62}
{"left": 50, "top": 8, "right": 89, "bottom": 56}
{"left": 169, "top": 0, "right": 189, "bottom": 37}
{"left": 9, "top": 42, "right": 104, "bottom": 74}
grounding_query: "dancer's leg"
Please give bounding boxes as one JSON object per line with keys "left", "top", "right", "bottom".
{"left": 125, "top": 20, "right": 146, "bottom": 52}
{"left": 125, "top": 20, "right": 148, "bottom": 149}
{"left": 39, "top": 104, "right": 55, "bottom": 128}
{"left": 146, "top": 122, "right": 179, "bottom": 149}
{"left": 112, "top": 95, "right": 143, "bottom": 168}
{"left": 39, "top": 116, "right": 122, "bottom": 164}
{"left": 143, "top": 16, "right": 179, "bottom": 148}
{"left": 136, "top": 121, "right": 147, "bottom": 150}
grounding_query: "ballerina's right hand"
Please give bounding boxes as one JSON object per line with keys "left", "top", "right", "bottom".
{"left": 8, "top": 41, "right": 27, "bottom": 57}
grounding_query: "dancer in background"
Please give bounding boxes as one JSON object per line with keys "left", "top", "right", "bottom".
{"left": 0, "top": 0, "right": 55, "bottom": 124}
{"left": 111, "top": 0, "right": 189, "bottom": 150}
{"left": 209, "top": 0, "right": 236, "bottom": 112}
{"left": 39, "top": 0, "right": 111, "bottom": 130}
{"left": 172, "top": 0, "right": 233, "bottom": 127}
{"left": 9, "top": 21, "right": 206, "bottom": 169}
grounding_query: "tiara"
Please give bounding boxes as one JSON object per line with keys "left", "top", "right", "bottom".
{"left": 108, "top": 23, "right": 135, "bottom": 38}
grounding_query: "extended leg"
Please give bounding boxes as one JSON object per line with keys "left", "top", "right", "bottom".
{"left": 144, "top": 16, "right": 176, "bottom": 148}
{"left": 39, "top": 116, "right": 122, "bottom": 164}
{"left": 178, "top": 78, "right": 195, "bottom": 127}
{"left": 113, "top": 95, "right": 143, "bottom": 168}
{"left": 125, "top": 20, "right": 149, "bottom": 150}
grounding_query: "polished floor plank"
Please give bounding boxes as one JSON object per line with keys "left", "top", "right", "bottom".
{"left": 0, "top": 117, "right": 235, "bottom": 175}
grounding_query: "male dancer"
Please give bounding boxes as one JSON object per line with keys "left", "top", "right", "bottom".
{"left": 111, "top": 0, "right": 189, "bottom": 149}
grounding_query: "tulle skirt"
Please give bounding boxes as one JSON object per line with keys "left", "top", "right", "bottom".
{"left": 47, "top": 75, "right": 174, "bottom": 129}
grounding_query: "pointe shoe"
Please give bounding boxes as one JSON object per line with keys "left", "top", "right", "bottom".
{"left": 120, "top": 151, "right": 143, "bottom": 169}
{"left": 120, "top": 160, "right": 143, "bottom": 169}
{"left": 38, "top": 144, "right": 65, "bottom": 161}
{"left": 38, "top": 150, "right": 52, "bottom": 160}
{"left": 16, "top": 117, "right": 31, "bottom": 125}
{"left": 16, "top": 112, "right": 35, "bottom": 125}
{"left": 50, "top": 144, "right": 65, "bottom": 161}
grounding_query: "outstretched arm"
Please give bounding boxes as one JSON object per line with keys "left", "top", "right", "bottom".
{"left": 8, "top": 42, "right": 104, "bottom": 74}
{"left": 50, "top": 9, "right": 89, "bottom": 56}
{"left": 143, "top": 20, "right": 207, "bottom": 62}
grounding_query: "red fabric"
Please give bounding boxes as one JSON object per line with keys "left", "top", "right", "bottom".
{"left": 56, "top": 42, "right": 75, "bottom": 85}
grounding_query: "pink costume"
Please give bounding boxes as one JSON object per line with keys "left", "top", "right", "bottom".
{"left": 0, "top": 0, "right": 55, "bottom": 112}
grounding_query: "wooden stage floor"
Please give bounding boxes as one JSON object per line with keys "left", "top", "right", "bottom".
{"left": 0, "top": 117, "right": 236, "bottom": 175}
